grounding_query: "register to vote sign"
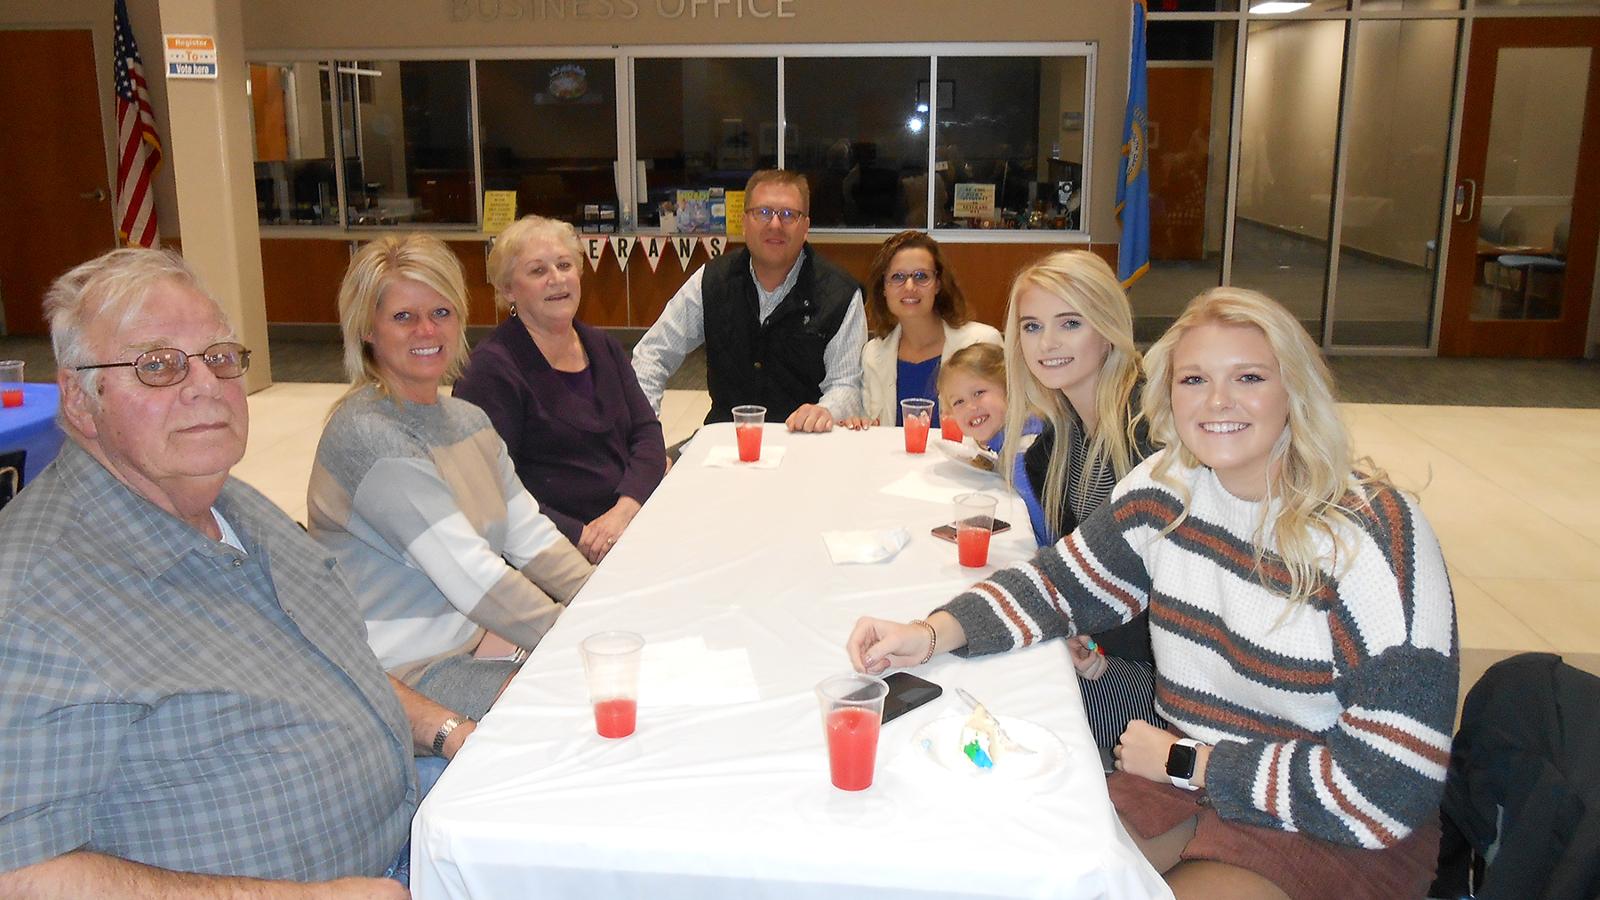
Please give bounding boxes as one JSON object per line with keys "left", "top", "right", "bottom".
{"left": 164, "top": 35, "right": 218, "bottom": 80}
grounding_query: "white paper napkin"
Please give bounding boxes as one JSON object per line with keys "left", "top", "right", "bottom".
{"left": 878, "top": 467, "right": 996, "bottom": 504}
{"left": 701, "top": 445, "right": 787, "bottom": 469}
{"left": 638, "top": 637, "right": 762, "bottom": 706}
{"left": 821, "top": 527, "right": 912, "bottom": 565}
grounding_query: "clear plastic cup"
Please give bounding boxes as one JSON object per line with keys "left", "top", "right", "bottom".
{"left": 901, "top": 398, "right": 934, "bottom": 454}
{"left": 953, "top": 492, "right": 998, "bottom": 567}
{"left": 0, "top": 360, "right": 23, "bottom": 409}
{"left": 732, "top": 405, "right": 767, "bottom": 462}
{"left": 580, "top": 631, "right": 645, "bottom": 738}
{"left": 816, "top": 672, "right": 888, "bottom": 791}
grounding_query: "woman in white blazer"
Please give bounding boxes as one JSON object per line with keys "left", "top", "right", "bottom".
{"left": 842, "top": 231, "right": 1002, "bottom": 429}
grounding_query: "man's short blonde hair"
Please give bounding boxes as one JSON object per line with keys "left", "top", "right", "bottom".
{"left": 744, "top": 169, "right": 810, "bottom": 212}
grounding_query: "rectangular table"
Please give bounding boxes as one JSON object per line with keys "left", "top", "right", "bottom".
{"left": 411, "top": 422, "right": 1171, "bottom": 900}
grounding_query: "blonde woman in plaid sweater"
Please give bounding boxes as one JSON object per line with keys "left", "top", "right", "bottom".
{"left": 848, "top": 288, "right": 1456, "bottom": 900}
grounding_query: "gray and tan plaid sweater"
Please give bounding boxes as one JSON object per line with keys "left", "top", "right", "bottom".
{"left": 939, "top": 449, "right": 1458, "bottom": 850}
{"left": 307, "top": 386, "right": 592, "bottom": 683}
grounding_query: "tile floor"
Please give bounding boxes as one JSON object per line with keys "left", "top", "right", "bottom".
{"left": 238, "top": 384, "right": 1600, "bottom": 694}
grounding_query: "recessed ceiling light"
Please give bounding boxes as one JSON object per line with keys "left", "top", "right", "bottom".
{"left": 1251, "top": 1, "right": 1312, "bottom": 12}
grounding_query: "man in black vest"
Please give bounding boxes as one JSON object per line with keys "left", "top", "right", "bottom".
{"left": 632, "top": 170, "right": 866, "bottom": 432}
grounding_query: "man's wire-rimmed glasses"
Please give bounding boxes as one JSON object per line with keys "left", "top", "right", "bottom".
{"left": 75, "top": 341, "right": 252, "bottom": 387}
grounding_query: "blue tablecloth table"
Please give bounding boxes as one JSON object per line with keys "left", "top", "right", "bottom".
{"left": 0, "top": 383, "right": 65, "bottom": 485}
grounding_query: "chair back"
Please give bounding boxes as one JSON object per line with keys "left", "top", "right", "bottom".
{"left": 0, "top": 449, "right": 22, "bottom": 512}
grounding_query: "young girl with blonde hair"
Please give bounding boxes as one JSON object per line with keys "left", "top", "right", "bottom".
{"left": 936, "top": 343, "right": 1047, "bottom": 539}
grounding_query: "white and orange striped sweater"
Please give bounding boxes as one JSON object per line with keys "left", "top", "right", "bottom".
{"left": 938, "top": 450, "right": 1458, "bottom": 850}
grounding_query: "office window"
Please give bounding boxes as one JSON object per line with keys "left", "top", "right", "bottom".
{"left": 934, "top": 56, "right": 1088, "bottom": 232}
{"left": 479, "top": 59, "right": 620, "bottom": 230}
{"left": 340, "top": 60, "right": 476, "bottom": 227}
{"left": 634, "top": 58, "right": 778, "bottom": 230}
{"left": 249, "top": 62, "right": 338, "bottom": 226}
{"left": 786, "top": 57, "right": 931, "bottom": 229}
{"left": 252, "top": 45, "right": 1094, "bottom": 239}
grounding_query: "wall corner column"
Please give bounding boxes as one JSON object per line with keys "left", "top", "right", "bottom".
{"left": 156, "top": 0, "right": 272, "bottom": 391}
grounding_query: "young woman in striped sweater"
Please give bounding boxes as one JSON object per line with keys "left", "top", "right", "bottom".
{"left": 848, "top": 288, "right": 1456, "bottom": 899}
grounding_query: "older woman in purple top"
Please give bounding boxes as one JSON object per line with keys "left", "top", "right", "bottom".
{"left": 454, "top": 215, "right": 666, "bottom": 564}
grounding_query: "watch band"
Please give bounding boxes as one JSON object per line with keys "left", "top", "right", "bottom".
{"left": 432, "top": 716, "right": 463, "bottom": 756}
{"left": 1167, "top": 738, "right": 1203, "bottom": 791}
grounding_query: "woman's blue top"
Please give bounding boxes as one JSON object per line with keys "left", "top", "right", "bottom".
{"left": 893, "top": 356, "right": 941, "bottom": 427}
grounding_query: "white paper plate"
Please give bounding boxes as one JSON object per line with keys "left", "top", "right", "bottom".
{"left": 911, "top": 715, "right": 1069, "bottom": 782}
{"left": 933, "top": 439, "right": 999, "bottom": 471}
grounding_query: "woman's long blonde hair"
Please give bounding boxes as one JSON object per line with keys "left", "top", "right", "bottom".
{"left": 1142, "top": 287, "right": 1389, "bottom": 607}
{"left": 333, "top": 234, "right": 471, "bottom": 411}
{"left": 999, "top": 251, "right": 1143, "bottom": 540}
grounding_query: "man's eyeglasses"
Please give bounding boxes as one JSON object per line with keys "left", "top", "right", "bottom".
{"left": 75, "top": 341, "right": 252, "bottom": 388}
{"left": 887, "top": 270, "right": 935, "bottom": 287}
{"left": 746, "top": 206, "right": 808, "bottom": 225}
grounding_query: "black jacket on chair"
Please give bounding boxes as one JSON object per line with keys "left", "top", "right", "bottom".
{"left": 1433, "top": 652, "right": 1600, "bottom": 900}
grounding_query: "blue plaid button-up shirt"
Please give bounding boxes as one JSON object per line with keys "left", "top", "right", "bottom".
{"left": 0, "top": 442, "right": 416, "bottom": 880}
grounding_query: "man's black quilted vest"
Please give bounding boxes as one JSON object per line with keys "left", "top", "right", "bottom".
{"left": 699, "top": 245, "right": 860, "bottom": 424}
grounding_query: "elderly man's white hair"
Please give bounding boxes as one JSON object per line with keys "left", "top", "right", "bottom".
{"left": 44, "top": 248, "right": 234, "bottom": 404}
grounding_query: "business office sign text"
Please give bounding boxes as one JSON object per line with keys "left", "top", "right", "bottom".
{"left": 448, "top": 0, "right": 797, "bottom": 22}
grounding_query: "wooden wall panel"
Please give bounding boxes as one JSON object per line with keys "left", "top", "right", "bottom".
{"left": 446, "top": 240, "right": 500, "bottom": 326}
{"left": 1147, "top": 68, "right": 1212, "bottom": 261}
{"left": 260, "top": 239, "right": 351, "bottom": 323}
{"left": 259, "top": 236, "right": 1116, "bottom": 332}
{"left": 249, "top": 65, "right": 289, "bottom": 162}
{"left": 612, "top": 238, "right": 724, "bottom": 329}
{"left": 578, "top": 245, "right": 630, "bottom": 328}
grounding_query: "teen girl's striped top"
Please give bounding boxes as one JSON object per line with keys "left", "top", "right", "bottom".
{"left": 938, "top": 449, "right": 1458, "bottom": 850}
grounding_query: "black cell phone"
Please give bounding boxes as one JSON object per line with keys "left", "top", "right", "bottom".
{"left": 880, "top": 672, "right": 943, "bottom": 724}
{"left": 930, "top": 519, "right": 1012, "bottom": 542}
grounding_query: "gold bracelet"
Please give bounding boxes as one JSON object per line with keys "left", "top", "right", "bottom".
{"left": 911, "top": 618, "right": 937, "bottom": 665}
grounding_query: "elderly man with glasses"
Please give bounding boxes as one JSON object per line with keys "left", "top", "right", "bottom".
{"left": 0, "top": 249, "right": 465, "bottom": 898}
{"left": 632, "top": 168, "right": 867, "bottom": 433}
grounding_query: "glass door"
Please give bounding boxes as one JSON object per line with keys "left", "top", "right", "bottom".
{"left": 1438, "top": 18, "right": 1600, "bottom": 357}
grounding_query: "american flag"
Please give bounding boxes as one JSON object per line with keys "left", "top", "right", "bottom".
{"left": 114, "top": 0, "right": 162, "bottom": 248}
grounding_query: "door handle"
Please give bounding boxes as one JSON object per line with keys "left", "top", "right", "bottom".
{"left": 80, "top": 188, "right": 109, "bottom": 203}
{"left": 1454, "top": 178, "right": 1477, "bottom": 222}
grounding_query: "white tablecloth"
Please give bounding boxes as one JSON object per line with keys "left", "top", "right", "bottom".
{"left": 411, "top": 423, "right": 1171, "bottom": 900}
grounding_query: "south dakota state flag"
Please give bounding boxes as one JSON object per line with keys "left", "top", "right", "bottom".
{"left": 1116, "top": 0, "right": 1150, "bottom": 287}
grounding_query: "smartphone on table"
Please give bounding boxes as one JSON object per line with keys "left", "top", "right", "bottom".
{"left": 931, "top": 519, "right": 1012, "bottom": 543}
{"left": 879, "top": 672, "right": 943, "bottom": 724}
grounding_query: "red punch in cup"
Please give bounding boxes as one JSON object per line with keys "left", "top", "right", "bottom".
{"left": 0, "top": 360, "right": 24, "bottom": 408}
{"left": 901, "top": 398, "right": 934, "bottom": 454}
{"left": 732, "top": 405, "right": 766, "bottom": 463}
{"left": 580, "top": 631, "right": 645, "bottom": 738}
{"left": 941, "top": 414, "right": 962, "bottom": 442}
{"left": 816, "top": 673, "right": 888, "bottom": 791}
{"left": 953, "top": 492, "right": 998, "bottom": 568}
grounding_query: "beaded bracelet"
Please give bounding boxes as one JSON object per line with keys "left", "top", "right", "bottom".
{"left": 910, "top": 618, "right": 937, "bottom": 665}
